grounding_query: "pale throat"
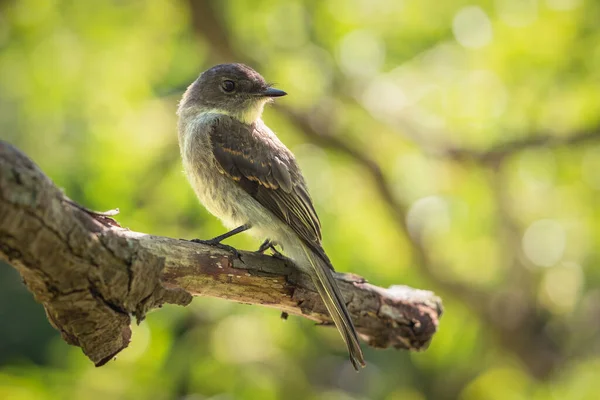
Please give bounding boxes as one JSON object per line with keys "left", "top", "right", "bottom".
{"left": 199, "top": 99, "right": 268, "bottom": 125}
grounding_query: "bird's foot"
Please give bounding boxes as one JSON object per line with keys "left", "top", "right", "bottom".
{"left": 271, "top": 251, "right": 288, "bottom": 261}
{"left": 256, "top": 239, "right": 272, "bottom": 254}
{"left": 190, "top": 238, "right": 242, "bottom": 260}
{"left": 256, "top": 239, "right": 285, "bottom": 258}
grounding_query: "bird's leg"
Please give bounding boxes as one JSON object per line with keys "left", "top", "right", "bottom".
{"left": 256, "top": 239, "right": 285, "bottom": 258}
{"left": 190, "top": 224, "right": 251, "bottom": 258}
{"left": 256, "top": 239, "right": 273, "bottom": 253}
{"left": 191, "top": 224, "right": 251, "bottom": 244}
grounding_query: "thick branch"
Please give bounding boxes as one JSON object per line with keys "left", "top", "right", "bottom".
{"left": 0, "top": 141, "right": 442, "bottom": 366}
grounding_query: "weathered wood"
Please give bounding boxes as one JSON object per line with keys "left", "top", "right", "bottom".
{"left": 0, "top": 140, "right": 442, "bottom": 366}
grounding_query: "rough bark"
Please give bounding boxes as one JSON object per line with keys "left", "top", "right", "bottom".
{"left": 0, "top": 141, "right": 442, "bottom": 366}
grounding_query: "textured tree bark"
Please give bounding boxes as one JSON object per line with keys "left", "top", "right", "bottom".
{"left": 0, "top": 141, "right": 442, "bottom": 366}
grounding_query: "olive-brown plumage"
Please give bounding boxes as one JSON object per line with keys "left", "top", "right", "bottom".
{"left": 177, "top": 63, "right": 365, "bottom": 369}
{"left": 209, "top": 116, "right": 322, "bottom": 245}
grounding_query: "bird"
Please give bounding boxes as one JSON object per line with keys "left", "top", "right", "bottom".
{"left": 177, "top": 63, "right": 365, "bottom": 370}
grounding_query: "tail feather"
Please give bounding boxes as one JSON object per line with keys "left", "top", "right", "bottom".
{"left": 300, "top": 243, "right": 365, "bottom": 370}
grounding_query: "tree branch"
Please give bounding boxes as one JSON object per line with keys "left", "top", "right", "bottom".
{"left": 0, "top": 141, "right": 442, "bottom": 366}
{"left": 442, "top": 127, "right": 600, "bottom": 164}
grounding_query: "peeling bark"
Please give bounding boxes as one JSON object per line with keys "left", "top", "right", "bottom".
{"left": 0, "top": 141, "right": 442, "bottom": 366}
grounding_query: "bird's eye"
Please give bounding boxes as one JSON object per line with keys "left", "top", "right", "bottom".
{"left": 222, "top": 80, "right": 235, "bottom": 93}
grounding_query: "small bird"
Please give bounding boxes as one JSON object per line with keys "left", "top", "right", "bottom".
{"left": 177, "top": 63, "right": 365, "bottom": 370}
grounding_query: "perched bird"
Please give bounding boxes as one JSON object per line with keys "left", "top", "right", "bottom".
{"left": 177, "top": 63, "right": 365, "bottom": 370}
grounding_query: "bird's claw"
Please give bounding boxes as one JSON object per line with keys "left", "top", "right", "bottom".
{"left": 271, "top": 251, "right": 288, "bottom": 261}
{"left": 256, "top": 239, "right": 272, "bottom": 254}
{"left": 256, "top": 239, "right": 285, "bottom": 258}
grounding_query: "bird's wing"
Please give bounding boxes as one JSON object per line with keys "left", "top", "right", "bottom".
{"left": 208, "top": 115, "right": 323, "bottom": 246}
{"left": 207, "top": 116, "right": 364, "bottom": 368}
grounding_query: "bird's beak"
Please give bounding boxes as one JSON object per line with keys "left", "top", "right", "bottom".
{"left": 261, "top": 87, "right": 287, "bottom": 97}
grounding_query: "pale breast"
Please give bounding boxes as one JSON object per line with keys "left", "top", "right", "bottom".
{"left": 180, "top": 114, "right": 248, "bottom": 229}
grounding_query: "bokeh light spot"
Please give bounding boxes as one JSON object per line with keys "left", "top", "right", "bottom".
{"left": 452, "top": 6, "right": 493, "bottom": 49}
{"left": 496, "top": 0, "right": 538, "bottom": 27}
{"left": 522, "top": 219, "right": 566, "bottom": 267}
{"left": 539, "top": 262, "right": 583, "bottom": 315}
{"left": 211, "top": 314, "right": 277, "bottom": 364}
{"left": 406, "top": 196, "right": 450, "bottom": 240}
{"left": 337, "top": 29, "right": 385, "bottom": 78}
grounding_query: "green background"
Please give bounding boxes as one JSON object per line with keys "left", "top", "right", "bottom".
{"left": 1, "top": 0, "right": 599, "bottom": 399}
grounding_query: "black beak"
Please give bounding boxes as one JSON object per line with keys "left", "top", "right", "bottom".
{"left": 261, "top": 87, "right": 287, "bottom": 97}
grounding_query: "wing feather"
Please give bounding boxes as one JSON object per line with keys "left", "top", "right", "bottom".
{"left": 209, "top": 115, "right": 322, "bottom": 245}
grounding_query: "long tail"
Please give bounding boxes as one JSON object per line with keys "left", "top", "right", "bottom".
{"left": 299, "top": 242, "right": 365, "bottom": 370}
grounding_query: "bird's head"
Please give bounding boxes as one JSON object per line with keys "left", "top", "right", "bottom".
{"left": 179, "top": 63, "right": 286, "bottom": 125}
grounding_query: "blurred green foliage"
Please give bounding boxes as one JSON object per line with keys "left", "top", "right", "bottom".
{"left": 1, "top": 0, "right": 599, "bottom": 399}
